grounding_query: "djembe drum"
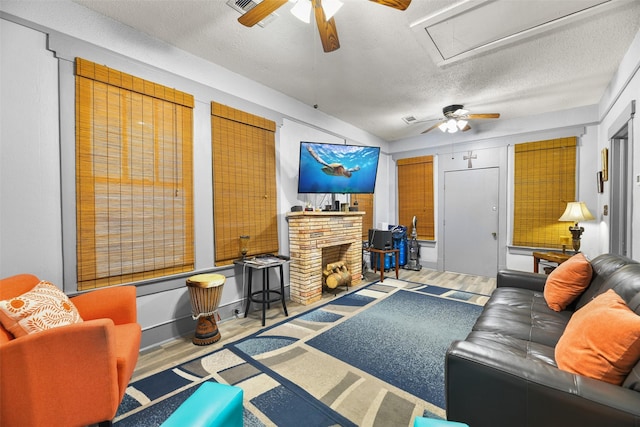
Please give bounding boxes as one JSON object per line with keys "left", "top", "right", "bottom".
{"left": 186, "top": 273, "right": 225, "bottom": 346}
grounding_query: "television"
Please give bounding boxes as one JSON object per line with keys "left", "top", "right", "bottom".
{"left": 297, "top": 141, "right": 380, "bottom": 194}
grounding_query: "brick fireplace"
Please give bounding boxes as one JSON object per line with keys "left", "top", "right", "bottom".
{"left": 286, "top": 211, "right": 364, "bottom": 305}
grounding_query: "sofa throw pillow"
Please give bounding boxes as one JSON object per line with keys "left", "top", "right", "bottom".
{"left": 555, "top": 289, "right": 640, "bottom": 385}
{"left": 0, "top": 280, "right": 83, "bottom": 338}
{"left": 544, "top": 252, "right": 592, "bottom": 311}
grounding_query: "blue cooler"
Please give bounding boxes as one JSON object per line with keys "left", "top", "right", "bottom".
{"left": 389, "top": 225, "right": 408, "bottom": 267}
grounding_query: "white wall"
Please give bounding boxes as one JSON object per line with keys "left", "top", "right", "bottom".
{"left": 0, "top": 19, "right": 62, "bottom": 283}
{"left": 597, "top": 28, "right": 640, "bottom": 259}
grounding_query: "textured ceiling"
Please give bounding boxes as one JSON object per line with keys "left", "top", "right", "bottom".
{"left": 72, "top": 0, "right": 640, "bottom": 141}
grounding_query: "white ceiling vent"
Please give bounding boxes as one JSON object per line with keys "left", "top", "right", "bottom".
{"left": 226, "top": 0, "right": 278, "bottom": 27}
{"left": 402, "top": 115, "right": 419, "bottom": 125}
{"left": 410, "top": 0, "right": 615, "bottom": 66}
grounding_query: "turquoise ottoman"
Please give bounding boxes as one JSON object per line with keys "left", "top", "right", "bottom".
{"left": 414, "top": 417, "right": 469, "bottom": 427}
{"left": 161, "top": 382, "right": 243, "bottom": 427}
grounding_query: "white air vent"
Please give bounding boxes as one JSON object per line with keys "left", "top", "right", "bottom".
{"left": 226, "top": 0, "right": 277, "bottom": 28}
{"left": 402, "top": 115, "right": 418, "bottom": 124}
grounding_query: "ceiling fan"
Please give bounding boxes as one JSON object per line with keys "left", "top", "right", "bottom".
{"left": 421, "top": 104, "right": 500, "bottom": 134}
{"left": 238, "top": 0, "right": 412, "bottom": 53}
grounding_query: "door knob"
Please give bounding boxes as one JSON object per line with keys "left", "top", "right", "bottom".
{"left": 491, "top": 232, "right": 497, "bottom": 239}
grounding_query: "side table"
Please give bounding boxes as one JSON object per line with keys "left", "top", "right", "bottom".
{"left": 532, "top": 251, "right": 573, "bottom": 274}
{"left": 235, "top": 255, "right": 289, "bottom": 326}
{"left": 365, "top": 247, "right": 399, "bottom": 282}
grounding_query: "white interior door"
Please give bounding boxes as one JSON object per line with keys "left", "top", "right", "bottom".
{"left": 444, "top": 168, "right": 499, "bottom": 277}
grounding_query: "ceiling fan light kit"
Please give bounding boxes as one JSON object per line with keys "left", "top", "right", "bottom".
{"left": 239, "top": 0, "right": 412, "bottom": 52}
{"left": 290, "top": 0, "right": 343, "bottom": 23}
{"left": 290, "top": 0, "right": 312, "bottom": 23}
{"left": 456, "top": 119, "right": 468, "bottom": 130}
{"left": 438, "top": 118, "right": 466, "bottom": 133}
{"left": 320, "top": 0, "right": 343, "bottom": 20}
{"left": 422, "top": 104, "right": 500, "bottom": 134}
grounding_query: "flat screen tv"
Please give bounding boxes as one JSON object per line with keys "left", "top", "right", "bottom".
{"left": 297, "top": 141, "right": 380, "bottom": 194}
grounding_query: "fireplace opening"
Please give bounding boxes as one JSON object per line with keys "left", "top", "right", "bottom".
{"left": 323, "top": 261, "right": 351, "bottom": 290}
{"left": 322, "top": 244, "right": 351, "bottom": 293}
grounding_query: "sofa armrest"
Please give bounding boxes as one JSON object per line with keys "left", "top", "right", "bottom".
{"left": 0, "top": 319, "right": 120, "bottom": 426}
{"left": 445, "top": 340, "right": 640, "bottom": 427}
{"left": 72, "top": 285, "right": 137, "bottom": 324}
{"left": 497, "top": 269, "right": 547, "bottom": 292}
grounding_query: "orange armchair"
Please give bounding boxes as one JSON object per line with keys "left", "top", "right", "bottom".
{"left": 0, "top": 274, "right": 142, "bottom": 427}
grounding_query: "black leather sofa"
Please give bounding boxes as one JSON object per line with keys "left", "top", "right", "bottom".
{"left": 445, "top": 253, "right": 640, "bottom": 427}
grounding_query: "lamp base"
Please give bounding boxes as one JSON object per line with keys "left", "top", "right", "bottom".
{"left": 568, "top": 225, "right": 584, "bottom": 252}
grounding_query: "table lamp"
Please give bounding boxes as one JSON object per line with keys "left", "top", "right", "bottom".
{"left": 558, "top": 202, "right": 595, "bottom": 252}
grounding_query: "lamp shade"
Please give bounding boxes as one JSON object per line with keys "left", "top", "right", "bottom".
{"left": 322, "top": 0, "right": 343, "bottom": 19}
{"left": 558, "top": 202, "right": 595, "bottom": 223}
{"left": 291, "top": 0, "right": 311, "bottom": 23}
{"left": 456, "top": 119, "right": 468, "bottom": 130}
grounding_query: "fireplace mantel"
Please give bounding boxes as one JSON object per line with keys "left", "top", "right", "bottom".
{"left": 286, "top": 211, "right": 364, "bottom": 305}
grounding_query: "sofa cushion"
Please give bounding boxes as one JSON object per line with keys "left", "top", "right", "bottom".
{"left": 466, "top": 330, "right": 557, "bottom": 366}
{"left": 472, "top": 287, "right": 572, "bottom": 347}
{"left": 543, "top": 253, "right": 592, "bottom": 312}
{"left": 0, "top": 280, "right": 83, "bottom": 338}
{"left": 555, "top": 289, "right": 640, "bottom": 385}
{"left": 575, "top": 253, "right": 638, "bottom": 309}
{"left": 576, "top": 263, "right": 640, "bottom": 314}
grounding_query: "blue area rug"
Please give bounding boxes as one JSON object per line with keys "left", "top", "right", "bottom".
{"left": 114, "top": 279, "right": 487, "bottom": 426}
{"left": 306, "top": 289, "right": 482, "bottom": 409}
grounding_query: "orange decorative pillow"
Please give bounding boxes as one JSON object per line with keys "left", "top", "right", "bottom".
{"left": 544, "top": 252, "right": 592, "bottom": 311}
{"left": 0, "top": 280, "right": 83, "bottom": 338}
{"left": 555, "top": 289, "right": 640, "bottom": 385}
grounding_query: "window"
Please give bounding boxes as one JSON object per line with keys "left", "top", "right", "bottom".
{"left": 397, "top": 156, "right": 435, "bottom": 240}
{"left": 351, "top": 193, "right": 374, "bottom": 240}
{"left": 513, "top": 137, "right": 576, "bottom": 249}
{"left": 211, "top": 102, "right": 278, "bottom": 264}
{"left": 75, "top": 58, "right": 194, "bottom": 290}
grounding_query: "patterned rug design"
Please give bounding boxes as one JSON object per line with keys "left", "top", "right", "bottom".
{"left": 114, "top": 279, "right": 488, "bottom": 426}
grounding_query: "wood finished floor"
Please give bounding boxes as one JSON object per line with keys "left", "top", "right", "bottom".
{"left": 132, "top": 267, "right": 496, "bottom": 381}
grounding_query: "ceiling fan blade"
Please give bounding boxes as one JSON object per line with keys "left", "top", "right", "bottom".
{"left": 421, "top": 121, "right": 445, "bottom": 134}
{"left": 368, "top": 0, "right": 412, "bottom": 11}
{"left": 314, "top": 0, "right": 340, "bottom": 52}
{"left": 461, "top": 124, "right": 472, "bottom": 131}
{"left": 238, "top": 0, "right": 288, "bottom": 27}
{"left": 467, "top": 113, "right": 500, "bottom": 119}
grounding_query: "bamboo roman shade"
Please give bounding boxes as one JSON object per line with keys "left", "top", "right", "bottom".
{"left": 75, "top": 58, "right": 194, "bottom": 290}
{"left": 351, "top": 193, "right": 374, "bottom": 240}
{"left": 211, "top": 102, "right": 278, "bottom": 265}
{"left": 513, "top": 137, "right": 576, "bottom": 249}
{"left": 397, "top": 156, "right": 435, "bottom": 240}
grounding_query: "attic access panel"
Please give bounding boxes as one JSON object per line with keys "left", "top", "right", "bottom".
{"left": 411, "top": 0, "right": 612, "bottom": 65}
